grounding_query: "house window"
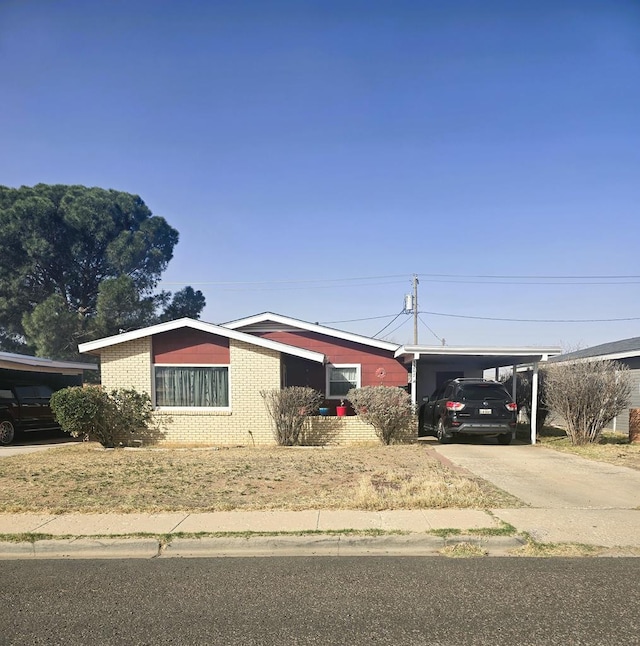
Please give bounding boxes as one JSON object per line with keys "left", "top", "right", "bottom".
{"left": 327, "top": 364, "right": 361, "bottom": 398}
{"left": 154, "top": 366, "right": 229, "bottom": 408}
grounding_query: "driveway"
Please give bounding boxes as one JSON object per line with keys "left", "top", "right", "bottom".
{"left": 431, "top": 441, "right": 640, "bottom": 509}
{"left": 0, "top": 436, "right": 79, "bottom": 458}
{"left": 430, "top": 440, "right": 640, "bottom": 546}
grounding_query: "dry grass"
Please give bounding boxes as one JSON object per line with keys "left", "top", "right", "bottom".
{"left": 0, "top": 443, "right": 520, "bottom": 514}
{"left": 440, "top": 542, "right": 487, "bottom": 558}
{"left": 538, "top": 431, "right": 640, "bottom": 471}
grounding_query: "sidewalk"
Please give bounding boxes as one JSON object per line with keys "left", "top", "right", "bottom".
{"left": 1, "top": 506, "right": 639, "bottom": 559}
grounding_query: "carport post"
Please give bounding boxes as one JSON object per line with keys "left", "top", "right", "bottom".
{"left": 530, "top": 362, "right": 539, "bottom": 445}
{"left": 410, "top": 357, "right": 418, "bottom": 408}
{"left": 512, "top": 364, "right": 517, "bottom": 440}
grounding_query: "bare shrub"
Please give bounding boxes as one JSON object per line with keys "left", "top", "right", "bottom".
{"left": 347, "top": 386, "right": 413, "bottom": 445}
{"left": 501, "top": 369, "right": 550, "bottom": 433}
{"left": 544, "top": 359, "right": 632, "bottom": 445}
{"left": 261, "top": 387, "right": 323, "bottom": 446}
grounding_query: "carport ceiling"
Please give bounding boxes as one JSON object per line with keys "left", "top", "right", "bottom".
{"left": 395, "top": 345, "right": 562, "bottom": 370}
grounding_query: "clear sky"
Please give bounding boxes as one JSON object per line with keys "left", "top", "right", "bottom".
{"left": 2, "top": 0, "right": 639, "bottom": 350}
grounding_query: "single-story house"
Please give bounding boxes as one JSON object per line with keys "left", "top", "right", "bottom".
{"left": 78, "top": 314, "right": 408, "bottom": 445}
{"left": 78, "top": 312, "right": 561, "bottom": 445}
{"left": 547, "top": 336, "right": 640, "bottom": 434}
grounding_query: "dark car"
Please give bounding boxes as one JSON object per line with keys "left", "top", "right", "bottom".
{"left": 0, "top": 384, "right": 61, "bottom": 445}
{"left": 419, "top": 378, "right": 517, "bottom": 445}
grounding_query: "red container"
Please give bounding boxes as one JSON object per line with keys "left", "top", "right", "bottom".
{"left": 336, "top": 405, "right": 347, "bottom": 417}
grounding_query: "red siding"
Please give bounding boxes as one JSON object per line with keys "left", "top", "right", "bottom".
{"left": 152, "top": 329, "right": 230, "bottom": 364}
{"left": 253, "top": 330, "right": 407, "bottom": 387}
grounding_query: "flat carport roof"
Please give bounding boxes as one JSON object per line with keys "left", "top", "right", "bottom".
{"left": 395, "top": 344, "right": 562, "bottom": 444}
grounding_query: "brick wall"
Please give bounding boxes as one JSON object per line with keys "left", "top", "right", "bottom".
{"left": 98, "top": 336, "right": 417, "bottom": 446}
{"left": 100, "top": 337, "right": 152, "bottom": 393}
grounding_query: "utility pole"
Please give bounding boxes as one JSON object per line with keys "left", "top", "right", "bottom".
{"left": 412, "top": 274, "right": 419, "bottom": 345}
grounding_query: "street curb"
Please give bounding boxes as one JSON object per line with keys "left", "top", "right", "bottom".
{"left": 0, "top": 534, "right": 526, "bottom": 559}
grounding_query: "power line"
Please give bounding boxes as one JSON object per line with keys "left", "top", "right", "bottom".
{"left": 380, "top": 316, "right": 411, "bottom": 340}
{"left": 320, "top": 314, "right": 399, "bottom": 324}
{"left": 418, "top": 314, "right": 444, "bottom": 343}
{"left": 421, "top": 310, "right": 640, "bottom": 323}
{"left": 373, "top": 310, "right": 406, "bottom": 337}
{"left": 418, "top": 273, "right": 640, "bottom": 279}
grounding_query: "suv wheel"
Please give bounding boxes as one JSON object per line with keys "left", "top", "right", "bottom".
{"left": 436, "top": 419, "right": 452, "bottom": 444}
{"left": 497, "top": 433, "right": 512, "bottom": 446}
{"left": 0, "top": 420, "right": 15, "bottom": 446}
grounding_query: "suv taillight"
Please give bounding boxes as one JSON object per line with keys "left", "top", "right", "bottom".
{"left": 446, "top": 401, "right": 465, "bottom": 411}
{"left": 505, "top": 402, "right": 517, "bottom": 412}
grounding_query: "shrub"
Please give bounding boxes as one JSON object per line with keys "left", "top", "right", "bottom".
{"left": 347, "top": 386, "right": 413, "bottom": 445}
{"left": 50, "top": 385, "right": 154, "bottom": 448}
{"left": 544, "top": 359, "right": 632, "bottom": 445}
{"left": 502, "top": 369, "right": 550, "bottom": 433}
{"left": 261, "top": 386, "right": 323, "bottom": 446}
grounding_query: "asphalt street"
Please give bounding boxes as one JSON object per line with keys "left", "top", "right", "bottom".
{"left": 1, "top": 557, "right": 638, "bottom": 645}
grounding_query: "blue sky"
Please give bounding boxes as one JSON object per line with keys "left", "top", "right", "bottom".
{"left": 2, "top": 0, "right": 639, "bottom": 349}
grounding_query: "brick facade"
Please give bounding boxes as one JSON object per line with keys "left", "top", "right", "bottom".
{"left": 97, "top": 334, "right": 416, "bottom": 446}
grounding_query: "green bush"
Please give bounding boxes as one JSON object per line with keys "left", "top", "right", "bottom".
{"left": 261, "top": 386, "right": 323, "bottom": 446}
{"left": 347, "top": 386, "right": 414, "bottom": 445}
{"left": 50, "top": 386, "right": 154, "bottom": 448}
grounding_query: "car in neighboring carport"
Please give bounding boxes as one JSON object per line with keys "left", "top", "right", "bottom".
{"left": 0, "top": 384, "right": 61, "bottom": 445}
{"left": 418, "top": 378, "right": 517, "bottom": 444}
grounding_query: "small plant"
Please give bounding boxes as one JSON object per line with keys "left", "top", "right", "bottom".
{"left": 260, "top": 386, "right": 323, "bottom": 446}
{"left": 50, "top": 385, "right": 155, "bottom": 448}
{"left": 347, "top": 386, "right": 414, "bottom": 445}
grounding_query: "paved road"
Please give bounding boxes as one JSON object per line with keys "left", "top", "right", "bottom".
{"left": 432, "top": 442, "right": 640, "bottom": 508}
{"left": 1, "top": 557, "right": 638, "bottom": 645}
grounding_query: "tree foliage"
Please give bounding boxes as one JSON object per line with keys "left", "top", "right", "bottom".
{"left": 544, "top": 359, "right": 632, "bottom": 445}
{"left": 261, "top": 386, "right": 323, "bottom": 446}
{"left": 347, "top": 386, "right": 414, "bottom": 445}
{"left": 0, "top": 184, "right": 205, "bottom": 358}
{"left": 50, "top": 386, "right": 155, "bottom": 448}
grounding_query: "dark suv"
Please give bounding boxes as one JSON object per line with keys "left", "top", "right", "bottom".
{"left": 419, "top": 378, "right": 517, "bottom": 445}
{"left": 0, "top": 384, "right": 60, "bottom": 445}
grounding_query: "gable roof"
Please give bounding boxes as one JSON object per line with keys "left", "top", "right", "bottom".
{"left": 222, "top": 312, "right": 400, "bottom": 352}
{"left": 78, "top": 318, "right": 326, "bottom": 364}
{"left": 548, "top": 336, "right": 640, "bottom": 363}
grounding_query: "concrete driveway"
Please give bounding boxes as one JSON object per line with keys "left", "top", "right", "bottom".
{"left": 430, "top": 440, "right": 640, "bottom": 546}
{"left": 431, "top": 441, "right": 640, "bottom": 509}
{"left": 0, "top": 436, "right": 79, "bottom": 458}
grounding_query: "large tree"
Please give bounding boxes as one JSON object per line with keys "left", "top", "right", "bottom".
{"left": 0, "top": 184, "right": 205, "bottom": 359}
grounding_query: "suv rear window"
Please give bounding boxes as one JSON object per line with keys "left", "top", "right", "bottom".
{"left": 459, "top": 384, "right": 510, "bottom": 401}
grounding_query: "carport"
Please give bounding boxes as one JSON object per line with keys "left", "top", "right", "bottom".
{"left": 395, "top": 344, "right": 561, "bottom": 444}
{"left": 0, "top": 351, "right": 97, "bottom": 389}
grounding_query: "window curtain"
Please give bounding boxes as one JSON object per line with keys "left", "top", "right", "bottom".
{"left": 155, "top": 367, "right": 229, "bottom": 407}
{"left": 330, "top": 366, "right": 358, "bottom": 396}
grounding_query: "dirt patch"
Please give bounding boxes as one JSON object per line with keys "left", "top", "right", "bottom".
{"left": 0, "top": 442, "right": 521, "bottom": 513}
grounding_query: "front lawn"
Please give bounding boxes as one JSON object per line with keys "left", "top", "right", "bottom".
{"left": 0, "top": 443, "right": 520, "bottom": 513}
{"left": 537, "top": 429, "right": 640, "bottom": 471}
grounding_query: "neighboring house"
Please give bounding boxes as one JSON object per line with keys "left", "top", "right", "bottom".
{"left": 547, "top": 337, "right": 640, "bottom": 434}
{"left": 78, "top": 315, "right": 409, "bottom": 446}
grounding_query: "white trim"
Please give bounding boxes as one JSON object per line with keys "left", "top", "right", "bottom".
{"left": 0, "top": 351, "right": 97, "bottom": 373}
{"left": 326, "top": 363, "right": 361, "bottom": 399}
{"left": 395, "top": 345, "right": 561, "bottom": 359}
{"left": 222, "top": 312, "right": 400, "bottom": 352}
{"left": 78, "top": 317, "right": 325, "bottom": 364}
